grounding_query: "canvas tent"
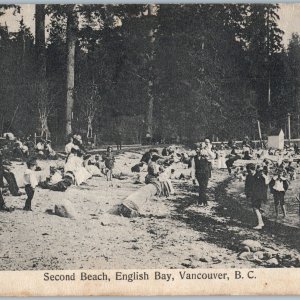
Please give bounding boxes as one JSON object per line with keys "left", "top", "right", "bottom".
{"left": 268, "top": 129, "right": 284, "bottom": 149}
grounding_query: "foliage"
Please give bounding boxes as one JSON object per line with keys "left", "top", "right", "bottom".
{"left": 0, "top": 4, "right": 299, "bottom": 143}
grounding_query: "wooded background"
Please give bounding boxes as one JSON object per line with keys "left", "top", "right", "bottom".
{"left": 1, "top": 4, "right": 300, "bottom": 145}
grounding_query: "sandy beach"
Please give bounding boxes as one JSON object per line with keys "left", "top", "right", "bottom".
{"left": 0, "top": 149, "right": 300, "bottom": 270}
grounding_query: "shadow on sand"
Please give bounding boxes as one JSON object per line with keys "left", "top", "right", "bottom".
{"left": 171, "top": 179, "right": 300, "bottom": 254}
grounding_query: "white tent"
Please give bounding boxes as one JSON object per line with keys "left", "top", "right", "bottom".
{"left": 268, "top": 129, "right": 284, "bottom": 149}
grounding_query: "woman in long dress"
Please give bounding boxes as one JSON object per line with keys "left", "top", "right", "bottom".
{"left": 217, "top": 143, "right": 227, "bottom": 169}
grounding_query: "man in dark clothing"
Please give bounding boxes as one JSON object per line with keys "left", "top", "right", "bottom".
{"left": 114, "top": 130, "right": 122, "bottom": 151}
{"left": 3, "top": 167, "right": 21, "bottom": 196}
{"left": 191, "top": 146, "right": 212, "bottom": 206}
{"left": 226, "top": 147, "right": 241, "bottom": 174}
{"left": 245, "top": 163, "right": 269, "bottom": 229}
{"left": 0, "top": 151, "right": 6, "bottom": 210}
{"left": 0, "top": 146, "right": 22, "bottom": 197}
{"left": 0, "top": 150, "right": 12, "bottom": 211}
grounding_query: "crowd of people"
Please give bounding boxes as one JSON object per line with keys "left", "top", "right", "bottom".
{"left": 1, "top": 133, "right": 300, "bottom": 231}
{"left": 0, "top": 133, "right": 115, "bottom": 211}
{"left": 159, "top": 139, "right": 300, "bottom": 229}
{"left": 0, "top": 133, "right": 188, "bottom": 212}
{"left": 216, "top": 139, "right": 300, "bottom": 229}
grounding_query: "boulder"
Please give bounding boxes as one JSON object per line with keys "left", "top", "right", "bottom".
{"left": 181, "top": 259, "right": 192, "bottom": 268}
{"left": 238, "top": 252, "right": 256, "bottom": 261}
{"left": 240, "top": 240, "right": 262, "bottom": 252}
{"left": 265, "top": 258, "right": 279, "bottom": 267}
{"left": 280, "top": 257, "right": 298, "bottom": 268}
{"left": 199, "top": 255, "right": 213, "bottom": 263}
{"left": 190, "top": 261, "right": 201, "bottom": 269}
{"left": 54, "top": 199, "right": 77, "bottom": 219}
{"left": 253, "top": 251, "right": 265, "bottom": 260}
{"left": 263, "top": 248, "right": 278, "bottom": 259}
{"left": 277, "top": 253, "right": 292, "bottom": 260}
{"left": 108, "top": 202, "right": 139, "bottom": 218}
{"left": 189, "top": 254, "right": 200, "bottom": 261}
{"left": 240, "top": 245, "right": 251, "bottom": 253}
{"left": 295, "top": 257, "right": 300, "bottom": 267}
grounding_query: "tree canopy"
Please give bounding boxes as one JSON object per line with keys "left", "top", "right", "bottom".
{"left": 0, "top": 4, "right": 299, "bottom": 145}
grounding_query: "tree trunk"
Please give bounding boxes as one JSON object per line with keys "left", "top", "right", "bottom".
{"left": 87, "top": 117, "right": 93, "bottom": 138}
{"left": 40, "top": 116, "right": 49, "bottom": 140}
{"left": 35, "top": 4, "right": 51, "bottom": 138}
{"left": 35, "top": 4, "right": 46, "bottom": 77}
{"left": 65, "top": 5, "right": 76, "bottom": 136}
{"left": 147, "top": 82, "right": 154, "bottom": 136}
{"left": 146, "top": 4, "right": 156, "bottom": 136}
{"left": 109, "top": 183, "right": 158, "bottom": 217}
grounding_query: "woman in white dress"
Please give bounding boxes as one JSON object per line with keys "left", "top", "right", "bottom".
{"left": 217, "top": 143, "right": 227, "bottom": 169}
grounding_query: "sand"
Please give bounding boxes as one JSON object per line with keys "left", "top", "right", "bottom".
{"left": 0, "top": 151, "right": 299, "bottom": 270}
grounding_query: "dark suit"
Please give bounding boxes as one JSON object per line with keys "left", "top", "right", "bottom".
{"left": 194, "top": 156, "right": 211, "bottom": 205}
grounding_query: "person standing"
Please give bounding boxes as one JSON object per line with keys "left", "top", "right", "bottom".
{"left": 103, "top": 146, "right": 115, "bottom": 182}
{"left": 217, "top": 143, "right": 227, "bottom": 169}
{"left": 23, "top": 159, "right": 38, "bottom": 211}
{"left": 0, "top": 149, "right": 10, "bottom": 211}
{"left": 191, "top": 145, "right": 212, "bottom": 206}
{"left": 145, "top": 132, "right": 152, "bottom": 145}
{"left": 245, "top": 164, "right": 269, "bottom": 230}
{"left": 269, "top": 168, "right": 289, "bottom": 219}
{"left": 115, "top": 129, "right": 122, "bottom": 151}
{"left": 65, "top": 136, "right": 76, "bottom": 155}
{"left": 204, "top": 138, "right": 212, "bottom": 151}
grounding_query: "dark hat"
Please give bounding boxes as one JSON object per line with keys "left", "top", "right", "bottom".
{"left": 275, "top": 167, "right": 284, "bottom": 174}
{"left": 151, "top": 154, "right": 160, "bottom": 162}
{"left": 83, "top": 154, "right": 92, "bottom": 161}
{"left": 246, "top": 163, "right": 256, "bottom": 171}
{"left": 26, "top": 157, "right": 37, "bottom": 168}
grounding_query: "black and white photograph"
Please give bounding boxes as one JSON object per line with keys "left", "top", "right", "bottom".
{"left": 0, "top": 3, "right": 300, "bottom": 279}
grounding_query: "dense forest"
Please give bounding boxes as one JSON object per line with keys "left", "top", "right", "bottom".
{"left": 1, "top": 4, "right": 300, "bottom": 145}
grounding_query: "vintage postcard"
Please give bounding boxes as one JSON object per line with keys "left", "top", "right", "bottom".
{"left": 0, "top": 3, "right": 300, "bottom": 296}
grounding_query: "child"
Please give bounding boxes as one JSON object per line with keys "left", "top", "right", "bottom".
{"left": 93, "top": 155, "right": 105, "bottom": 174}
{"left": 245, "top": 163, "right": 269, "bottom": 230}
{"left": 234, "top": 166, "right": 246, "bottom": 181}
{"left": 269, "top": 168, "right": 289, "bottom": 219}
{"left": 23, "top": 159, "right": 38, "bottom": 211}
{"left": 103, "top": 146, "right": 115, "bottom": 182}
{"left": 286, "top": 161, "right": 296, "bottom": 181}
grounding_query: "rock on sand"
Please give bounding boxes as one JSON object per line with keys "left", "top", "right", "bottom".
{"left": 54, "top": 199, "right": 77, "bottom": 219}
{"left": 240, "top": 240, "right": 262, "bottom": 252}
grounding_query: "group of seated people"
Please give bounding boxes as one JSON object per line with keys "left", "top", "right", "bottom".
{"left": 130, "top": 148, "right": 177, "bottom": 196}
{"left": 3, "top": 132, "right": 33, "bottom": 159}
{"left": 39, "top": 135, "right": 116, "bottom": 191}
{"left": 36, "top": 139, "right": 57, "bottom": 159}
{"left": 3, "top": 132, "right": 58, "bottom": 160}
